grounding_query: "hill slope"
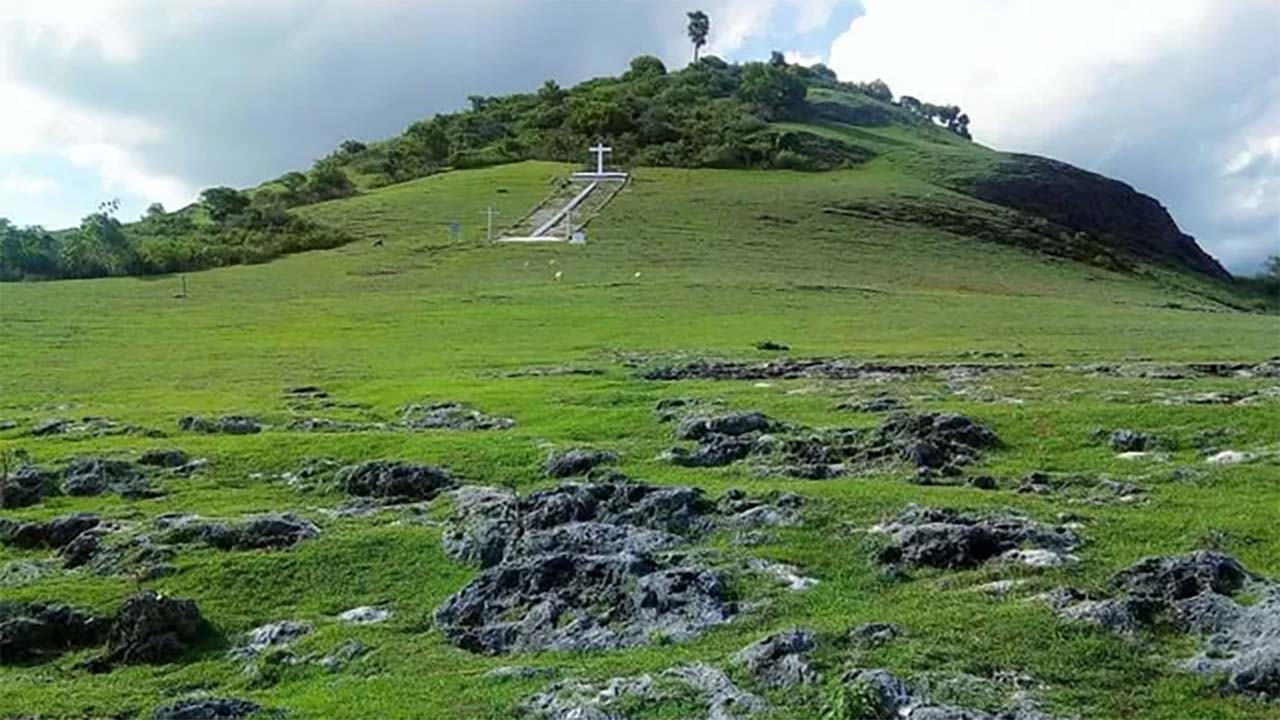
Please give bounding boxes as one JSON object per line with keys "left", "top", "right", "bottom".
{"left": 1, "top": 54, "right": 1243, "bottom": 292}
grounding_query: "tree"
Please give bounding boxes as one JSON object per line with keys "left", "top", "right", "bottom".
{"left": 537, "top": 79, "right": 566, "bottom": 105}
{"left": 626, "top": 55, "right": 667, "bottom": 79}
{"left": 1267, "top": 254, "right": 1279, "bottom": 279}
{"left": 143, "top": 202, "right": 166, "bottom": 220}
{"left": 200, "top": 187, "right": 250, "bottom": 223}
{"left": 687, "top": 10, "right": 710, "bottom": 62}
{"left": 898, "top": 95, "right": 923, "bottom": 115}
{"left": 739, "top": 62, "right": 807, "bottom": 120}
{"left": 769, "top": 50, "right": 787, "bottom": 67}
{"left": 860, "top": 79, "right": 893, "bottom": 103}
{"left": 339, "top": 139, "right": 367, "bottom": 155}
{"left": 306, "top": 160, "right": 356, "bottom": 201}
{"left": 406, "top": 118, "right": 451, "bottom": 161}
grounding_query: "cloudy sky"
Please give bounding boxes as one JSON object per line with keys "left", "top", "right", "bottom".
{"left": 1, "top": 0, "right": 1276, "bottom": 272}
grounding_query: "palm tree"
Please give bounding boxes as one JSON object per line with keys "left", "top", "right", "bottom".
{"left": 687, "top": 11, "right": 710, "bottom": 62}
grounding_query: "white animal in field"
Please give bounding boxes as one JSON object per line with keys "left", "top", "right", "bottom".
{"left": 554, "top": 270, "right": 563, "bottom": 282}
{"left": 634, "top": 272, "right": 642, "bottom": 278}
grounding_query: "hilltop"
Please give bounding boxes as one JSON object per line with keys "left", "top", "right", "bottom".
{"left": 0, "top": 53, "right": 1256, "bottom": 301}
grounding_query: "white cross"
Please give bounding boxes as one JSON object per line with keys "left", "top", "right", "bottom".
{"left": 589, "top": 143, "right": 612, "bottom": 174}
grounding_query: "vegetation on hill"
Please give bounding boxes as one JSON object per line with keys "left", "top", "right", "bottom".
{"left": 1, "top": 184, "right": 352, "bottom": 282}
{"left": 1, "top": 52, "right": 970, "bottom": 283}
{"left": 0, "top": 46, "right": 1259, "bottom": 296}
{"left": 325, "top": 52, "right": 969, "bottom": 190}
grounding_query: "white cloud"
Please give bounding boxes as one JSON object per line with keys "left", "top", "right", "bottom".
{"left": 826, "top": 0, "right": 1280, "bottom": 271}
{"left": 828, "top": 0, "right": 1212, "bottom": 148}
{"left": 784, "top": 50, "right": 824, "bottom": 67}
{"left": 0, "top": 78, "right": 193, "bottom": 209}
{"left": 705, "top": 0, "right": 844, "bottom": 57}
{"left": 0, "top": 173, "right": 60, "bottom": 196}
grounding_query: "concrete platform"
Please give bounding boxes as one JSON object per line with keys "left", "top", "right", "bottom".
{"left": 495, "top": 236, "right": 567, "bottom": 243}
{"left": 570, "top": 172, "right": 629, "bottom": 181}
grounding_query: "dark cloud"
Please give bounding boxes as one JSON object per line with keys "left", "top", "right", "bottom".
{"left": 4, "top": 2, "right": 696, "bottom": 190}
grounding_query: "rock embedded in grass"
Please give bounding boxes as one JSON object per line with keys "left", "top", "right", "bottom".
{"left": 1107, "top": 428, "right": 1153, "bottom": 452}
{"left": 156, "top": 512, "right": 319, "bottom": 551}
{"left": 0, "top": 601, "right": 108, "bottom": 664}
{"left": 641, "top": 357, "right": 1030, "bottom": 382}
{"left": 87, "top": 590, "right": 206, "bottom": 671}
{"left": 662, "top": 408, "right": 999, "bottom": 479}
{"left": 177, "top": 415, "right": 262, "bottom": 435}
{"left": 436, "top": 551, "right": 733, "bottom": 654}
{"left": 150, "top": 697, "right": 262, "bottom": 720}
{"left": 850, "top": 622, "right": 904, "bottom": 649}
{"left": 542, "top": 448, "right": 618, "bottom": 478}
{"left": 0, "top": 512, "right": 99, "bottom": 550}
{"left": 338, "top": 606, "right": 391, "bottom": 625}
{"left": 1, "top": 464, "right": 61, "bottom": 508}
{"left": 335, "top": 460, "right": 456, "bottom": 502}
{"left": 231, "top": 620, "right": 312, "bottom": 660}
{"left": 31, "top": 417, "right": 70, "bottom": 436}
{"left": 436, "top": 481, "right": 733, "bottom": 654}
{"left": 675, "top": 411, "right": 772, "bottom": 440}
{"left": 838, "top": 395, "right": 905, "bottom": 413}
{"left": 840, "top": 667, "right": 1070, "bottom": 719}
{"left": 872, "top": 505, "right": 1080, "bottom": 571}
{"left": 138, "top": 448, "right": 190, "bottom": 468}
{"left": 398, "top": 401, "right": 514, "bottom": 430}
{"left": 522, "top": 663, "right": 764, "bottom": 720}
{"left": 732, "top": 629, "right": 818, "bottom": 688}
{"left": 62, "top": 457, "right": 157, "bottom": 499}
{"left": 1049, "top": 551, "right": 1280, "bottom": 699}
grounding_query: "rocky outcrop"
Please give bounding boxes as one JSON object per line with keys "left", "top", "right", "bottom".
{"left": 150, "top": 698, "right": 262, "bottom": 720}
{"left": 873, "top": 505, "right": 1080, "bottom": 570}
{"left": 543, "top": 448, "right": 618, "bottom": 478}
{"left": 1047, "top": 551, "right": 1279, "bottom": 700}
{"left": 731, "top": 630, "right": 817, "bottom": 688}
{"left": 2, "top": 464, "right": 61, "bottom": 508}
{"left": 523, "top": 663, "right": 764, "bottom": 720}
{"left": 178, "top": 415, "right": 262, "bottom": 434}
{"left": 0, "top": 513, "right": 99, "bottom": 550}
{"left": 399, "top": 401, "right": 514, "bottom": 430}
{"left": 0, "top": 601, "right": 107, "bottom": 664}
{"left": 157, "top": 513, "right": 319, "bottom": 551}
{"left": 334, "top": 461, "right": 456, "bottom": 502}
{"left": 840, "top": 667, "right": 1067, "bottom": 719}
{"left": 88, "top": 591, "right": 206, "bottom": 671}
{"left": 662, "top": 409, "right": 999, "bottom": 479}
{"left": 62, "top": 457, "right": 156, "bottom": 499}
{"left": 960, "top": 154, "right": 1230, "bottom": 280}
{"left": 436, "top": 481, "right": 731, "bottom": 655}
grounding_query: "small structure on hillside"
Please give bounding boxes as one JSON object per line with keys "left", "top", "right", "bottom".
{"left": 497, "top": 143, "right": 629, "bottom": 243}
{"left": 571, "top": 143, "right": 629, "bottom": 181}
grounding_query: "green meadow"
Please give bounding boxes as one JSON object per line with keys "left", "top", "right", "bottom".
{"left": 1, "top": 158, "right": 1277, "bottom": 720}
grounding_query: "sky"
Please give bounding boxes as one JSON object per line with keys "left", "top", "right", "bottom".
{"left": 1, "top": 0, "right": 1276, "bottom": 273}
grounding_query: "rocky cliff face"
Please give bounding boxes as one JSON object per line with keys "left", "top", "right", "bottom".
{"left": 963, "top": 154, "right": 1231, "bottom": 280}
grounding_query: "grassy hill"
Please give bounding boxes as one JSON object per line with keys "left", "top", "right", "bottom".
{"left": 2, "top": 156, "right": 1278, "bottom": 719}
{"left": 4, "top": 53, "right": 1259, "bottom": 297}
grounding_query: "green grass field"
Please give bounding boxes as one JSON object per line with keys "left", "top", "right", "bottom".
{"left": 1, "top": 158, "right": 1278, "bottom": 720}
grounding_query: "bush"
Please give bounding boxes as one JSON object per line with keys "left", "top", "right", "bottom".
{"left": 626, "top": 55, "right": 667, "bottom": 79}
{"left": 200, "top": 187, "right": 251, "bottom": 223}
{"left": 306, "top": 162, "right": 356, "bottom": 202}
